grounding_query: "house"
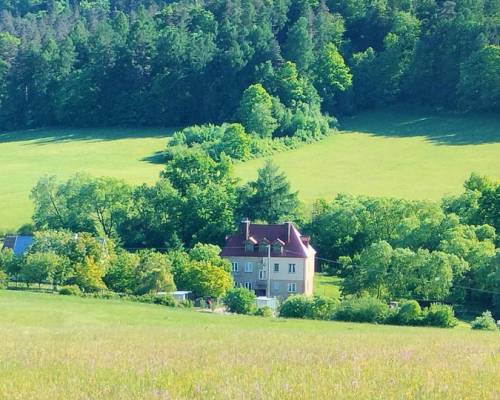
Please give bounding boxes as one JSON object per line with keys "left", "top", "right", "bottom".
{"left": 221, "top": 219, "right": 316, "bottom": 299}
{"left": 2, "top": 235, "right": 34, "bottom": 256}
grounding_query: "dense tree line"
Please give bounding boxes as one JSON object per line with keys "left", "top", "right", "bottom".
{"left": 306, "top": 173, "right": 499, "bottom": 313}
{"left": 0, "top": 0, "right": 498, "bottom": 130}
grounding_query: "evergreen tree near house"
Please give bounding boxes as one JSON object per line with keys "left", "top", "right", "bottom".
{"left": 241, "top": 160, "right": 300, "bottom": 224}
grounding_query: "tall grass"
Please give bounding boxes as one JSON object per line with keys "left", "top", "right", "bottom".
{"left": 0, "top": 290, "right": 498, "bottom": 399}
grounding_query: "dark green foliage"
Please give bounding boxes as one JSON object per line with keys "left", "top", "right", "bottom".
{"left": 223, "top": 287, "right": 256, "bottom": 314}
{"left": 471, "top": 311, "right": 498, "bottom": 331}
{"left": 59, "top": 285, "right": 81, "bottom": 296}
{"left": 333, "top": 296, "right": 390, "bottom": 324}
{"left": 279, "top": 295, "right": 312, "bottom": 319}
{"left": 394, "top": 300, "right": 422, "bottom": 325}
{"left": 422, "top": 304, "right": 458, "bottom": 328}
{"left": 0, "top": 0, "right": 498, "bottom": 130}
{"left": 254, "top": 306, "right": 273, "bottom": 317}
{"left": 305, "top": 295, "right": 339, "bottom": 320}
{"left": 239, "top": 160, "right": 300, "bottom": 224}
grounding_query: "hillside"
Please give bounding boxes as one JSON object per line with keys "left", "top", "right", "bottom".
{"left": 1, "top": 110, "right": 499, "bottom": 233}
{"left": 236, "top": 110, "right": 500, "bottom": 203}
{"left": 0, "top": 128, "right": 171, "bottom": 233}
{"left": 1, "top": 290, "right": 498, "bottom": 399}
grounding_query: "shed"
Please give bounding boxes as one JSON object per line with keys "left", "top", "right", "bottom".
{"left": 170, "top": 291, "right": 193, "bottom": 301}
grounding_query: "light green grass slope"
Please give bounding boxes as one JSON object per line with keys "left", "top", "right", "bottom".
{"left": 236, "top": 110, "right": 500, "bottom": 203}
{"left": 0, "top": 290, "right": 498, "bottom": 399}
{"left": 0, "top": 128, "right": 171, "bottom": 232}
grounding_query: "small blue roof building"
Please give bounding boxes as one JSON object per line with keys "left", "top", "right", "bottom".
{"left": 2, "top": 235, "right": 34, "bottom": 256}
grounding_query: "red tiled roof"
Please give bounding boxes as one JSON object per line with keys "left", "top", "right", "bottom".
{"left": 221, "top": 222, "right": 315, "bottom": 258}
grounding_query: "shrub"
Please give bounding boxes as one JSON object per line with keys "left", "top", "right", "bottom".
{"left": 334, "top": 296, "right": 389, "bottom": 323}
{"left": 422, "top": 303, "right": 458, "bottom": 328}
{"left": 279, "top": 295, "right": 312, "bottom": 319}
{"left": 471, "top": 311, "right": 498, "bottom": 331}
{"left": 396, "top": 300, "right": 422, "bottom": 325}
{"left": 153, "top": 294, "right": 176, "bottom": 307}
{"left": 223, "top": 287, "right": 256, "bottom": 314}
{"left": 306, "top": 295, "right": 338, "bottom": 320}
{"left": 0, "top": 269, "right": 8, "bottom": 289}
{"left": 178, "top": 299, "right": 193, "bottom": 308}
{"left": 59, "top": 285, "right": 82, "bottom": 296}
{"left": 255, "top": 306, "right": 273, "bottom": 317}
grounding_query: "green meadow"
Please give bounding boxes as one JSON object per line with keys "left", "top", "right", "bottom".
{"left": 0, "top": 290, "right": 498, "bottom": 400}
{"left": 1, "top": 110, "right": 499, "bottom": 232}
{"left": 0, "top": 128, "right": 171, "bottom": 232}
{"left": 236, "top": 110, "right": 500, "bottom": 203}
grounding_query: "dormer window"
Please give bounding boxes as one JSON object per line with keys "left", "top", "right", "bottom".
{"left": 272, "top": 239, "right": 285, "bottom": 254}
{"left": 272, "top": 243, "right": 282, "bottom": 254}
{"left": 245, "top": 237, "right": 257, "bottom": 253}
{"left": 258, "top": 238, "right": 270, "bottom": 253}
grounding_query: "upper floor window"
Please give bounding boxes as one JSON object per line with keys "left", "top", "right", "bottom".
{"left": 231, "top": 262, "right": 239, "bottom": 272}
{"left": 259, "top": 243, "right": 269, "bottom": 253}
{"left": 288, "top": 263, "right": 296, "bottom": 274}
{"left": 274, "top": 263, "right": 280, "bottom": 272}
{"left": 245, "top": 262, "right": 254, "bottom": 273}
{"left": 245, "top": 242, "right": 254, "bottom": 252}
{"left": 272, "top": 243, "right": 283, "bottom": 254}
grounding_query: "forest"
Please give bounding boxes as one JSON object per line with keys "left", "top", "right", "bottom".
{"left": 0, "top": 0, "right": 499, "bottom": 130}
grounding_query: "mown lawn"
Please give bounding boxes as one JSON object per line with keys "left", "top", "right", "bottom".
{"left": 0, "top": 290, "right": 498, "bottom": 399}
{"left": 0, "top": 127, "right": 171, "bottom": 233}
{"left": 236, "top": 109, "right": 500, "bottom": 203}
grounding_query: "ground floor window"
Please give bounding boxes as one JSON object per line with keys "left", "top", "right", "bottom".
{"left": 258, "top": 270, "right": 266, "bottom": 280}
{"left": 272, "top": 281, "right": 280, "bottom": 292}
{"left": 244, "top": 282, "right": 253, "bottom": 290}
{"left": 231, "top": 262, "right": 239, "bottom": 272}
{"left": 287, "top": 283, "right": 297, "bottom": 293}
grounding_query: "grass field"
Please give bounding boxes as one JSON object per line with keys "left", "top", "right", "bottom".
{"left": 236, "top": 110, "right": 500, "bottom": 203}
{"left": 1, "top": 109, "right": 499, "bottom": 232}
{"left": 0, "top": 128, "right": 171, "bottom": 233}
{"left": 313, "top": 273, "right": 341, "bottom": 298}
{"left": 0, "top": 290, "right": 498, "bottom": 399}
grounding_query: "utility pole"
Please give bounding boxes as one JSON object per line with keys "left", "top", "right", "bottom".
{"left": 267, "top": 244, "right": 271, "bottom": 297}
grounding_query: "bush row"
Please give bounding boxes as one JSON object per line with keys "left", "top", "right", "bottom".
{"left": 59, "top": 285, "right": 193, "bottom": 308}
{"left": 279, "top": 296, "right": 459, "bottom": 328}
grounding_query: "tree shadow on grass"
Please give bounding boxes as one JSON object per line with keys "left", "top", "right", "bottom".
{"left": 0, "top": 127, "right": 176, "bottom": 145}
{"left": 340, "top": 109, "right": 500, "bottom": 146}
{"left": 141, "top": 151, "right": 167, "bottom": 165}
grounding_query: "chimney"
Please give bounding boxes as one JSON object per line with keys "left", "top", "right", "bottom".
{"left": 241, "top": 218, "right": 250, "bottom": 240}
{"left": 284, "top": 222, "right": 292, "bottom": 242}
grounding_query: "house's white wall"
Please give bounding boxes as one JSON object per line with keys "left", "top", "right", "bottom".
{"left": 226, "top": 255, "right": 312, "bottom": 298}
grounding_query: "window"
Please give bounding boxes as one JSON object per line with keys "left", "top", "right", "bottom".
{"left": 258, "top": 270, "right": 266, "bottom": 280}
{"left": 272, "top": 244, "right": 282, "bottom": 254}
{"left": 259, "top": 243, "right": 269, "bottom": 253}
{"left": 231, "top": 262, "right": 239, "bottom": 272}
{"left": 288, "top": 283, "right": 297, "bottom": 293}
{"left": 274, "top": 263, "right": 280, "bottom": 272}
{"left": 272, "top": 281, "right": 280, "bottom": 292}
{"left": 244, "top": 282, "right": 253, "bottom": 290}
{"left": 244, "top": 262, "right": 254, "bottom": 273}
{"left": 245, "top": 242, "right": 254, "bottom": 252}
{"left": 288, "top": 263, "right": 296, "bottom": 274}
